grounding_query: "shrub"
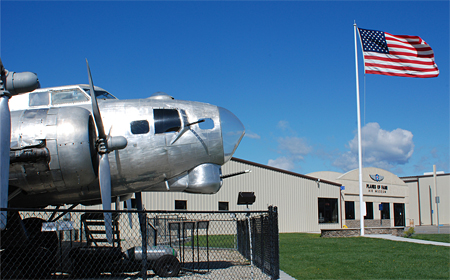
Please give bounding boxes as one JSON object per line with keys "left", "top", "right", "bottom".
{"left": 404, "top": 227, "right": 415, "bottom": 238}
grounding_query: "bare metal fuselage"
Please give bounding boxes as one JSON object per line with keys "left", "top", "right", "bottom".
{"left": 8, "top": 86, "right": 244, "bottom": 207}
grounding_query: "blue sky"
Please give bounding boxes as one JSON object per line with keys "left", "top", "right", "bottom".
{"left": 1, "top": 1, "right": 448, "bottom": 177}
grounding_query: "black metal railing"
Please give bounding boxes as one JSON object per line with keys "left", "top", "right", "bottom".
{"left": 237, "top": 206, "right": 279, "bottom": 280}
{"left": 0, "top": 207, "right": 278, "bottom": 279}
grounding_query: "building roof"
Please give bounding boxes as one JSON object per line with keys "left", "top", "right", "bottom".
{"left": 231, "top": 158, "right": 342, "bottom": 186}
{"left": 400, "top": 172, "right": 450, "bottom": 183}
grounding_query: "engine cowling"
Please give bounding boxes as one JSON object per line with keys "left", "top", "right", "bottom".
{"left": 149, "top": 163, "right": 223, "bottom": 194}
{"left": 9, "top": 107, "right": 97, "bottom": 194}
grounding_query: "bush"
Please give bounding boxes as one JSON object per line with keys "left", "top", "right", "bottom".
{"left": 404, "top": 227, "right": 415, "bottom": 238}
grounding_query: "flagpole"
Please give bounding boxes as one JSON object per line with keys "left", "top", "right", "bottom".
{"left": 354, "top": 23, "right": 364, "bottom": 236}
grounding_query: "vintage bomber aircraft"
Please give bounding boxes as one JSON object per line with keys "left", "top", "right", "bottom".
{"left": 0, "top": 59, "right": 245, "bottom": 241}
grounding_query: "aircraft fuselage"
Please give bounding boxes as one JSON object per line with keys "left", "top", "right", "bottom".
{"left": 8, "top": 85, "right": 244, "bottom": 207}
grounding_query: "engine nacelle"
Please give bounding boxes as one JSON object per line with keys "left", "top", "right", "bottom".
{"left": 10, "top": 107, "right": 97, "bottom": 193}
{"left": 150, "top": 163, "right": 223, "bottom": 194}
{"left": 184, "top": 163, "right": 223, "bottom": 194}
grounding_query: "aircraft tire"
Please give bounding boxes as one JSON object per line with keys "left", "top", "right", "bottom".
{"left": 153, "top": 255, "right": 181, "bottom": 277}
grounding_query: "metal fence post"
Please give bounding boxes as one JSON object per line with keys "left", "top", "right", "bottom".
{"left": 269, "top": 206, "right": 280, "bottom": 280}
{"left": 140, "top": 210, "right": 147, "bottom": 280}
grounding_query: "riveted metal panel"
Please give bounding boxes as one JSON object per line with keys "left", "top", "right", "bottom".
{"left": 46, "top": 139, "right": 59, "bottom": 170}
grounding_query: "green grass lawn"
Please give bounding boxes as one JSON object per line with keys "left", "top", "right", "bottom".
{"left": 279, "top": 233, "right": 450, "bottom": 279}
{"left": 412, "top": 233, "right": 450, "bottom": 243}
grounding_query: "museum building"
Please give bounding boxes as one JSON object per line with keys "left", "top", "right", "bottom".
{"left": 309, "top": 168, "right": 410, "bottom": 229}
{"left": 84, "top": 158, "right": 449, "bottom": 233}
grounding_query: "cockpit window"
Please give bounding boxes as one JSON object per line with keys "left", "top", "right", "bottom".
{"left": 131, "top": 120, "right": 150, "bottom": 134}
{"left": 29, "top": 91, "right": 49, "bottom": 106}
{"left": 85, "top": 89, "right": 116, "bottom": 100}
{"left": 51, "top": 88, "right": 89, "bottom": 105}
{"left": 154, "top": 109, "right": 181, "bottom": 134}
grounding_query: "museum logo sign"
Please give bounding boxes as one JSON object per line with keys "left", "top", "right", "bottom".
{"left": 367, "top": 174, "right": 388, "bottom": 193}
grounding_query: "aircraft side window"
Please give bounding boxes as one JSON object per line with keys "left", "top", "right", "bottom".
{"left": 199, "top": 118, "right": 214, "bottom": 130}
{"left": 51, "top": 88, "right": 89, "bottom": 105}
{"left": 154, "top": 109, "right": 181, "bottom": 134}
{"left": 131, "top": 120, "right": 150, "bottom": 135}
{"left": 29, "top": 91, "right": 49, "bottom": 106}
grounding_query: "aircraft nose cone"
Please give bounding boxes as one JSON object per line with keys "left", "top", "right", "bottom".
{"left": 219, "top": 107, "right": 245, "bottom": 162}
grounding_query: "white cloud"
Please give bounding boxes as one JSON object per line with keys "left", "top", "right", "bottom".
{"left": 277, "top": 120, "right": 289, "bottom": 130}
{"left": 333, "top": 122, "right": 414, "bottom": 171}
{"left": 267, "top": 136, "right": 313, "bottom": 171}
{"left": 268, "top": 157, "right": 295, "bottom": 170}
{"left": 277, "top": 136, "right": 312, "bottom": 160}
{"left": 245, "top": 131, "right": 261, "bottom": 139}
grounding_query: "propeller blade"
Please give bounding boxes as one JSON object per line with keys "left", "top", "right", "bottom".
{"left": 86, "top": 59, "right": 106, "bottom": 139}
{"left": 86, "top": 60, "right": 113, "bottom": 243}
{"left": 0, "top": 60, "right": 39, "bottom": 230}
{"left": 126, "top": 198, "right": 133, "bottom": 229}
{"left": 99, "top": 153, "right": 113, "bottom": 243}
{"left": 0, "top": 96, "right": 10, "bottom": 230}
{"left": 0, "top": 58, "right": 4, "bottom": 74}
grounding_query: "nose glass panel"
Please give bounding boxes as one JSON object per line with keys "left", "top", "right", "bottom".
{"left": 219, "top": 107, "right": 245, "bottom": 162}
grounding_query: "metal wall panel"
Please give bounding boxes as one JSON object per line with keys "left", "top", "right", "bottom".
{"left": 137, "top": 159, "right": 341, "bottom": 233}
{"left": 76, "top": 158, "right": 342, "bottom": 233}
{"left": 404, "top": 174, "right": 449, "bottom": 226}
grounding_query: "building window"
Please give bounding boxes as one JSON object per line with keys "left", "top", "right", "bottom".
{"left": 175, "top": 200, "right": 187, "bottom": 210}
{"left": 381, "top": 202, "right": 390, "bottom": 219}
{"left": 131, "top": 120, "right": 150, "bottom": 134}
{"left": 219, "top": 201, "right": 229, "bottom": 211}
{"left": 364, "top": 202, "right": 374, "bottom": 219}
{"left": 154, "top": 109, "right": 181, "bottom": 134}
{"left": 345, "top": 201, "right": 355, "bottom": 220}
{"left": 318, "top": 198, "right": 338, "bottom": 224}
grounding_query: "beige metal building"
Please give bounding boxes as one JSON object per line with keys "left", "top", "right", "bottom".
{"left": 80, "top": 158, "right": 448, "bottom": 233}
{"left": 401, "top": 173, "right": 449, "bottom": 226}
{"left": 139, "top": 158, "right": 342, "bottom": 233}
{"left": 309, "top": 168, "right": 410, "bottom": 228}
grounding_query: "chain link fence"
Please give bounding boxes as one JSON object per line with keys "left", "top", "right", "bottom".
{"left": 0, "top": 207, "right": 278, "bottom": 279}
{"left": 237, "top": 206, "right": 279, "bottom": 279}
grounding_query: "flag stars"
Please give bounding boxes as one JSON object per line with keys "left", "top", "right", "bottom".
{"left": 359, "top": 28, "right": 389, "bottom": 54}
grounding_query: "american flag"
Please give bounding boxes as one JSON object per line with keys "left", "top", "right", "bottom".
{"left": 358, "top": 28, "right": 439, "bottom": 78}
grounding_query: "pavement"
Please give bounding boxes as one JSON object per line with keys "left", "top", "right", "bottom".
{"left": 279, "top": 270, "right": 296, "bottom": 280}
{"left": 365, "top": 225, "right": 450, "bottom": 247}
{"left": 365, "top": 234, "right": 450, "bottom": 246}
{"left": 413, "top": 224, "right": 450, "bottom": 234}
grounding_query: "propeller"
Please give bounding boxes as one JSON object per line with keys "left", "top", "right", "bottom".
{"left": 86, "top": 60, "right": 127, "bottom": 243}
{"left": 0, "top": 58, "right": 39, "bottom": 230}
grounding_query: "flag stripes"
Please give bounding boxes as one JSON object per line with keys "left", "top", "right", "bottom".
{"left": 358, "top": 28, "right": 439, "bottom": 78}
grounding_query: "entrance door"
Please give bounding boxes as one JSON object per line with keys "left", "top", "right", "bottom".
{"left": 394, "top": 203, "right": 405, "bottom": 227}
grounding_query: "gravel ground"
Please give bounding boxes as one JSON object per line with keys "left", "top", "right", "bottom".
{"left": 136, "top": 248, "right": 271, "bottom": 280}
{"left": 134, "top": 265, "right": 272, "bottom": 280}
{"left": 67, "top": 248, "right": 273, "bottom": 280}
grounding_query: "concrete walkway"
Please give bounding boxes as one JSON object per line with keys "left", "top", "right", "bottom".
{"left": 413, "top": 224, "right": 450, "bottom": 234}
{"left": 365, "top": 234, "right": 450, "bottom": 247}
{"left": 279, "top": 270, "right": 296, "bottom": 280}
